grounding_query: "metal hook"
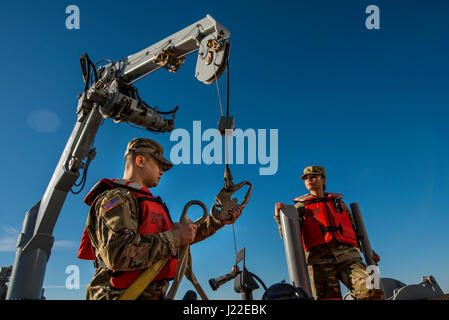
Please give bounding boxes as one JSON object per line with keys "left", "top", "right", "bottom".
{"left": 166, "top": 200, "right": 210, "bottom": 300}
{"left": 211, "top": 165, "right": 253, "bottom": 221}
{"left": 180, "top": 200, "right": 209, "bottom": 225}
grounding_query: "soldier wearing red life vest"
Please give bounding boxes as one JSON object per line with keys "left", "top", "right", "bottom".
{"left": 78, "top": 138, "right": 242, "bottom": 300}
{"left": 274, "top": 166, "right": 384, "bottom": 300}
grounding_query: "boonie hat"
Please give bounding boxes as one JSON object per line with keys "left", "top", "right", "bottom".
{"left": 300, "top": 165, "right": 326, "bottom": 180}
{"left": 125, "top": 138, "right": 173, "bottom": 171}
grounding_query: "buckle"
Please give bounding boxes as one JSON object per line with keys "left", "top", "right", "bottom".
{"left": 320, "top": 225, "right": 343, "bottom": 236}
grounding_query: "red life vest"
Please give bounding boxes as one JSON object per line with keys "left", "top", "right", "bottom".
{"left": 77, "top": 178, "right": 178, "bottom": 289}
{"left": 293, "top": 193, "right": 359, "bottom": 251}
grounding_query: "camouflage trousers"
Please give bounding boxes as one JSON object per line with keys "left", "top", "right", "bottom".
{"left": 85, "top": 268, "right": 169, "bottom": 300}
{"left": 307, "top": 258, "right": 384, "bottom": 300}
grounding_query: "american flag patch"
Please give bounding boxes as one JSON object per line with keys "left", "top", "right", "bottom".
{"left": 101, "top": 195, "right": 123, "bottom": 213}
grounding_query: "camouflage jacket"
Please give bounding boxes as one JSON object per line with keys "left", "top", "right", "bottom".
{"left": 84, "top": 184, "right": 224, "bottom": 300}
{"left": 274, "top": 195, "right": 361, "bottom": 265}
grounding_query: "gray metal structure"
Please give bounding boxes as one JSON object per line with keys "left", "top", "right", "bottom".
{"left": 6, "top": 15, "right": 230, "bottom": 300}
{"left": 344, "top": 276, "right": 445, "bottom": 300}
{"left": 345, "top": 203, "right": 446, "bottom": 300}
{"left": 279, "top": 205, "right": 313, "bottom": 298}
{"left": 349, "top": 203, "right": 376, "bottom": 266}
{"left": 349, "top": 202, "right": 385, "bottom": 294}
{"left": 388, "top": 276, "right": 445, "bottom": 300}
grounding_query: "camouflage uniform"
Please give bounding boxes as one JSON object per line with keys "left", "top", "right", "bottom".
{"left": 83, "top": 138, "right": 225, "bottom": 300}
{"left": 274, "top": 166, "right": 384, "bottom": 300}
{"left": 85, "top": 185, "right": 224, "bottom": 300}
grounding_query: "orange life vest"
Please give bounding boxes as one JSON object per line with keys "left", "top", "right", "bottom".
{"left": 77, "top": 178, "right": 178, "bottom": 289}
{"left": 293, "top": 193, "right": 359, "bottom": 251}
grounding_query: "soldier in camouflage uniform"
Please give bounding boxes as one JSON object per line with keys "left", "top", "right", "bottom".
{"left": 80, "top": 138, "right": 242, "bottom": 300}
{"left": 274, "top": 166, "right": 384, "bottom": 300}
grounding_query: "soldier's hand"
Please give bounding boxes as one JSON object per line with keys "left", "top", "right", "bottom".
{"left": 222, "top": 206, "right": 242, "bottom": 225}
{"left": 372, "top": 250, "right": 380, "bottom": 264}
{"left": 172, "top": 222, "right": 198, "bottom": 246}
{"left": 274, "top": 202, "right": 286, "bottom": 217}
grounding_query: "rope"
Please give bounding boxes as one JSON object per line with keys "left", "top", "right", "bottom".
{"left": 217, "top": 61, "right": 238, "bottom": 257}
{"left": 214, "top": 64, "right": 224, "bottom": 116}
{"left": 232, "top": 224, "right": 238, "bottom": 256}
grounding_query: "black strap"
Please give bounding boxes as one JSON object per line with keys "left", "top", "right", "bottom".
{"left": 137, "top": 196, "right": 162, "bottom": 204}
{"left": 320, "top": 224, "right": 343, "bottom": 236}
{"left": 109, "top": 270, "right": 125, "bottom": 278}
{"left": 334, "top": 199, "right": 344, "bottom": 213}
{"left": 160, "top": 200, "right": 174, "bottom": 225}
{"left": 303, "top": 198, "right": 334, "bottom": 205}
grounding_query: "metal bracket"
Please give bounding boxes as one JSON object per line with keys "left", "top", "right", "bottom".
{"left": 234, "top": 248, "right": 259, "bottom": 294}
{"left": 153, "top": 48, "right": 186, "bottom": 73}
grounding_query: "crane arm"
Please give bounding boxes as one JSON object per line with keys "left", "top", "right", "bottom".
{"left": 103, "top": 14, "right": 230, "bottom": 84}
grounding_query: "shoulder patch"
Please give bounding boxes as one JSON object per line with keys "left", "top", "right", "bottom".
{"left": 101, "top": 194, "right": 124, "bottom": 213}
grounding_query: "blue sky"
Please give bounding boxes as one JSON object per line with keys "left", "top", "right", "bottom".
{"left": 1, "top": 0, "right": 448, "bottom": 300}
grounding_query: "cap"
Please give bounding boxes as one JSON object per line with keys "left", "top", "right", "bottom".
{"left": 300, "top": 165, "right": 326, "bottom": 180}
{"left": 124, "top": 138, "right": 173, "bottom": 171}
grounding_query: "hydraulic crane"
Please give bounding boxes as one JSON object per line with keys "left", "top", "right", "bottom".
{"left": 6, "top": 14, "right": 230, "bottom": 300}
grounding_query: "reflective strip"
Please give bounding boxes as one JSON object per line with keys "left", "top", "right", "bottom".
{"left": 327, "top": 192, "right": 344, "bottom": 199}
{"left": 294, "top": 194, "right": 315, "bottom": 202}
{"left": 113, "top": 179, "right": 149, "bottom": 193}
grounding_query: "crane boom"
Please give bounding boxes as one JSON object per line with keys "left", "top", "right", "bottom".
{"left": 112, "top": 14, "right": 231, "bottom": 83}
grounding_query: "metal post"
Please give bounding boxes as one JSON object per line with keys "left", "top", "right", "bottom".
{"left": 349, "top": 203, "right": 375, "bottom": 265}
{"left": 6, "top": 202, "right": 48, "bottom": 299}
{"left": 279, "top": 205, "right": 313, "bottom": 298}
{"left": 349, "top": 202, "right": 384, "bottom": 293}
